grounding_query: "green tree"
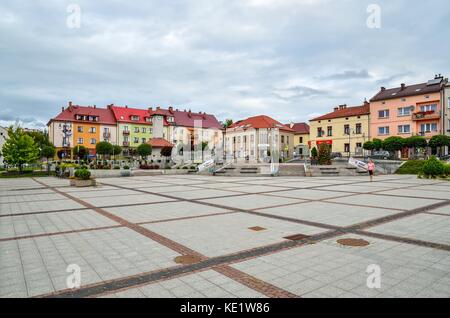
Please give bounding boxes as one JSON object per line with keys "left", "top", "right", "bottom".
{"left": 404, "top": 136, "right": 427, "bottom": 158}
{"left": 318, "top": 143, "right": 331, "bottom": 165}
{"left": 223, "top": 119, "right": 233, "bottom": 128}
{"left": 137, "top": 143, "right": 152, "bottom": 159}
{"left": 95, "top": 141, "right": 113, "bottom": 159}
{"left": 310, "top": 147, "right": 318, "bottom": 158}
{"left": 2, "top": 127, "right": 40, "bottom": 172}
{"left": 372, "top": 138, "right": 383, "bottom": 151}
{"left": 112, "top": 145, "right": 122, "bottom": 159}
{"left": 160, "top": 146, "right": 173, "bottom": 158}
{"left": 428, "top": 135, "right": 450, "bottom": 156}
{"left": 382, "top": 137, "right": 405, "bottom": 158}
{"left": 363, "top": 141, "right": 375, "bottom": 152}
{"left": 73, "top": 145, "right": 88, "bottom": 160}
{"left": 41, "top": 145, "right": 56, "bottom": 174}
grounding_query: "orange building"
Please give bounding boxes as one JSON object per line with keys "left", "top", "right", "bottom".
{"left": 370, "top": 75, "right": 447, "bottom": 142}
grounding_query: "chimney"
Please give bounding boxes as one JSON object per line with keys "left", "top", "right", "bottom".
{"left": 334, "top": 107, "right": 339, "bottom": 112}
{"left": 339, "top": 104, "right": 347, "bottom": 110}
{"left": 401, "top": 83, "right": 406, "bottom": 90}
{"left": 290, "top": 123, "right": 294, "bottom": 129}
{"left": 125, "top": 105, "right": 127, "bottom": 108}
{"left": 148, "top": 107, "right": 153, "bottom": 112}
{"left": 93, "top": 105, "right": 96, "bottom": 108}
{"left": 61, "top": 106, "right": 65, "bottom": 112}
{"left": 381, "top": 87, "right": 386, "bottom": 91}
{"left": 156, "top": 106, "right": 160, "bottom": 110}
{"left": 68, "top": 101, "right": 73, "bottom": 107}
{"left": 169, "top": 106, "right": 173, "bottom": 113}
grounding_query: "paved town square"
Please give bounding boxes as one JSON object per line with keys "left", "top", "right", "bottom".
{"left": 1, "top": 174, "right": 450, "bottom": 298}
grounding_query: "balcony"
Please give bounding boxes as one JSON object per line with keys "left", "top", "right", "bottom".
{"left": 123, "top": 141, "right": 130, "bottom": 147}
{"left": 62, "top": 143, "right": 71, "bottom": 147}
{"left": 103, "top": 132, "right": 111, "bottom": 138}
{"left": 412, "top": 111, "right": 440, "bottom": 121}
{"left": 122, "top": 130, "right": 130, "bottom": 135}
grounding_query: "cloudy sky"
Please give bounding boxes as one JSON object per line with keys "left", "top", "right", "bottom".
{"left": 1, "top": 0, "right": 449, "bottom": 129}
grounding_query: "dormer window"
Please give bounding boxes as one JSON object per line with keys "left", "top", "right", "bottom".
{"left": 131, "top": 115, "right": 140, "bottom": 121}
{"left": 167, "top": 116, "right": 174, "bottom": 123}
{"left": 145, "top": 117, "right": 152, "bottom": 123}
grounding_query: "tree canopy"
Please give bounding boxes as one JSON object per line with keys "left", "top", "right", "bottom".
{"left": 73, "top": 145, "right": 88, "bottom": 159}
{"left": 2, "top": 127, "right": 40, "bottom": 171}
{"left": 160, "top": 146, "right": 173, "bottom": 158}
{"left": 382, "top": 137, "right": 405, "bottom": 152}
{"left": 95, "top": 141, "right": 113, "bottom": 157}
{"left": 137, "top": 143, "right": 152, "bottom": 159}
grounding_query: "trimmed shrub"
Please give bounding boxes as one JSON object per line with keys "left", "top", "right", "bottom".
{"left": 114, "top": 165, "right": 120, "bottom": 170}
{"left": 396, "top": 160, "right": 426, "bottom": 175}
{"left": 422, "top": 157, "right": 445, "bottom": 178}
{"left": 74, "top": 168, "right": 91, "bottom": 180}
{"left": 318, "top": 143, "right": 331, "bottom": 165}
{"left": 123, "top": 166, "right": 130, "bottom": 170}
{"left": 444, "top": 164, "right": 450, "bottom": 177}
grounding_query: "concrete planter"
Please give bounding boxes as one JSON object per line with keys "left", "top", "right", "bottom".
{"left": 120, "top": 170, "right": 131, "bottom": 177}
{"left": 70, "top": 179, "right": 97, "bottom": 187}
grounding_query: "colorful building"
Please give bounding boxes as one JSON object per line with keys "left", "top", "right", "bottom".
{"left": 225, "top": 115, "right": 295, "bottom": 162}
{"left": 48, "top": 102, "right": 222, "bottom": 160}
{"left": 286, "top": 123, "right": 310, "bottom": 158}
{"left": 370, "top": 75, "right": 447, "bottom": 142}
{"left": 48, "top": 102, "right": 117, "bottom": 158}
{"left": 309, "top": 102, "right": 370, "bottom": 157}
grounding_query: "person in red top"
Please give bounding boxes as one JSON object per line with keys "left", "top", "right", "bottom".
{"left": 367, "top": 159, "right": 375, "bottom": 182}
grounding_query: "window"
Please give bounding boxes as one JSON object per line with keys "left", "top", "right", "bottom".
{"left": 398, "top": 107, "right": 411, "bottom": 116}
{"left": 123, "top": 126, "right": 129, "bottom": 132}
{"left": 77, "top": 126, "right": 83, "bottom": 133}
{"left": 89, "top": 127, "right": 96, "bottom": 133}
{"left": 420, "top": 123, "right": 438, "bottom": 133}
{"left": 355, "top": 123, "right": 362, "bottom": 134}
{"left": 250, "top": 135, "right": 254, "bottom": 143}
{"left": 281, "top": 136, "right": 285, "bottom": 143}
{"left": 378, "top": 110, "right": 390, "bottom": 118}
{"left": 131, "top": 115, "right": 140, "bottom": 121}
{"left": 90, "top": 138, "right": 96, "bottom": 144}
{"left": 146, "top": 117, "right": 152, "bottom": 123}
{"left": 286, "top": 136, "right": 289, "bottom": 144}
{"left": 419, "top": 104, "right": 437, "bottom": 112}
{"left": 448, "top": 97, "right": 450, "bottom": 109}
{"left": 344, "top": 125, "right": 350, "bottom": 135}
{"left": 142, "top": 138, "right": 146, "bottom": 143}
{"left": 149, "top": 128, "right": 153, "bottom": 134}
{"left": 142, "top": 127, "right": 146, "bottom": 133}
{"left": 134, "top": 137, "right": 139, "bottom": 143}
{"left": 134, "top": 127, "right": 140, "bottom": 133}
{"left": 356, "top": 143, "right": 362, "bottom": 148}
{"left": 327, "top": 126, "right": 332, "bottom": 136}
{"left": 344, "top": 143, "right": 350, "bottom": 153}
{"left": 77, "top": 138, "right": 83, "bottom": 144}
{"left": 299, "top": 137, "right": 303, "bottom": 144}
{"left": 124, "top": 136, "right": 129, "bottom": 142}
{"left": 378, "top": 127, "right": 390, "bottom": 135}
{"left": 398, "top": 125, "right": 411, "bottom": 134}
{"left": 167, "top": 116, "right": 174, "bottom": 123}
{"left": 317, "top": 128, "right": 323, "bottom": 138}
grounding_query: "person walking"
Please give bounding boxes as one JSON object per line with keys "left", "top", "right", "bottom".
{"left": 367, "top": 159, "right": 375, "bottom": 182}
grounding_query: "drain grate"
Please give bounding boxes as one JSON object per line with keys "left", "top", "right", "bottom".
{"left": 174, "top": 255, "right": 202, "bottom": 265}
{"left": 283, "top": 234, "right": 310, "bottom": 241}
{"left": 337, "top": 238, "right": 370, "bottom": 247}
{"left": 248, "top": 226, "right": 267, "bottom": 232}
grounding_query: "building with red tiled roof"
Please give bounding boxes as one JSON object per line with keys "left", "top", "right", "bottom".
{"left": 48, "top": 102, "right": 118, "bottom": 158}
{"left": 309, "top": 102, "right": 370, "bottom": 157}
{"left": 369, "top": 75, "right": 448, "bottom": 150}
{"left": 225, "top": 115, "right": 295, "bottom": 163}
{"left": 48, "top": 102, "right": 223, "bottom": 160}
{"left": 285, "top": 122, "right": 311, "bottom": 158}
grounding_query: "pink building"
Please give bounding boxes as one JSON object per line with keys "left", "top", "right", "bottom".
{"left": 370, "top": 75, "right": 447, "bottom": 142}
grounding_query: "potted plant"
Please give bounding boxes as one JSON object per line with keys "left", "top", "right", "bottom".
{"left": 121, "top": 165, "right": 131, "bottom": 177}
{"left": 70, "top": 168, "right": 96, "bottom": 187}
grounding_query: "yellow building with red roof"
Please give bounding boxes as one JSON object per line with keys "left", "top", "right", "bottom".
{"left": 309, "top": 102, "right": 370, "bottom": 157}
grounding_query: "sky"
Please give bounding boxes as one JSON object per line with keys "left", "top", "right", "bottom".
{"left": 1, "top": 0, "right": 449, "bottom": 129}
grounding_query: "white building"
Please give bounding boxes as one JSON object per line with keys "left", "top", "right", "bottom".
{"left": 225, "top": 115, "right": 295, "bottom": 163}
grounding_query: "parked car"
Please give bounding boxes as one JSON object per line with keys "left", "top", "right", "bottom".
{"left": 369, "top": 151, "right": 391, "bottom": 160}
{"left": 331, "top": 152, "right": 343, "bottom": 159}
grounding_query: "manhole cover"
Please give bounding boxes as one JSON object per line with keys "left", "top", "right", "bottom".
{"left": 284, "top": 234, "right": 310, "bottom": 241}
{"left": 248, "top": 226, "right": 267, "bottom": 232}
{"left": 174, "top": 255, "right": 202, "bottom": 265}
{"left": 337, "top": 238, "right": 370, "bottom": 247}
